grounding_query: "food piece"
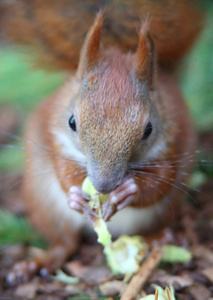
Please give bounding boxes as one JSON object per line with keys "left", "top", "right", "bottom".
{"left": 81, "top": 178, "right": 191, "bottom": 277}
{"left": 140, "top": 285, "right": 176, "bottom": 300}
{"left": 94, "top": 218, "right": 112, "bottom": 247}
{"left": 105, "top": 235, "right": 147, "bottom": 275}
{"left": 53, "top": 269, "right": 79, "bottom": 284}
{"left": 82, "top": 176, "right": 108, "bottom": 206}
{"left": 81, "top": 177, "right": 148, "bottom": 275}
{"left": 162, "top": 245, "right": 192, "bottom": 263}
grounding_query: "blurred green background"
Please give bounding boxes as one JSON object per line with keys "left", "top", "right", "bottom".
{"left": 0, "top": 2, "right": 212, "bottom": 173}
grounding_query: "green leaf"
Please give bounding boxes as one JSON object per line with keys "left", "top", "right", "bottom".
{"left": 162, "top": 245, "right": 192, "bottom": 264}
{"left": 52, "top": 269, "right": 79, "bottom": 284}
{"left": 0, "top": 208, "right": 47, "bottom": 248}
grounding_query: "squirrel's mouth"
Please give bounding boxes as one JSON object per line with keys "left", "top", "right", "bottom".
{"left": 89, "top": 172, "right": 130, "bottom": 194}
{"left": 87, "top": 160, "right": 129, "bottom": 194}
{"left": 90, "top": 178, "right": 121, "bottom": 194}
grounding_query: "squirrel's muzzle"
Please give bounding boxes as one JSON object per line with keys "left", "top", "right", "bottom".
{"left": 92, "top": 177, "right": 120, "bottom": 194}
{"left": 87, "top": 162, "right": 127, "bottom": 194}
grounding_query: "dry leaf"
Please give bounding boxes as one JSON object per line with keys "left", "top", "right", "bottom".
{"left": 191, "top": 246, "right": 213, "bottom": 263}
{"left": 65, "top": 261, "right": 112, "bottom": 284}
{"left": 15, "top": 282, "right": 38, "bottom": 298}
{"left": 188, "top": 284, "right": 211, "bottom": 300}
{"left": 99, "top": 280, "right": 127, "bottom": 296}
{"left": 201, "top": 267, "right": 213, "bottom": 284}
{"left": 154, "top": 274, "right": 193, "bottom": 290}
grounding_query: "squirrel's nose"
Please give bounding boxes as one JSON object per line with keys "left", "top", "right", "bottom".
{"left": 87, "top": 162, "right": 127, "bottom": 193}
{"left": 93, "top": 178, "right": 119, "bottom": 193}
{"left": 90, "top": 174, "right": 124, "bottom": 194}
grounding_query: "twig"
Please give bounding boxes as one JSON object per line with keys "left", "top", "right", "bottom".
{"left": 121, "top": 247, "right": 162, "bottom": 300}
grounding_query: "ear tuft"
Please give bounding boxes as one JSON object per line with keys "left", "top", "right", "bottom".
{"left": 77, "top": 11, "right": 103, "bottom": 78}
{"left": 134, "top": 19, "right": 156, "bottom": 90}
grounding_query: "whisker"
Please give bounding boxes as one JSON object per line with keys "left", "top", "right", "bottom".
{"left": 41, "top": 170, "right": 98, "bottom": 229}
{"left": 0, "top": 130, "right": 23, "bottom": 141}
{"left": 129, "top": 159, "right": 213, "bottom": 172}
{"left": 0, "top": 171, "right": 24, "bottom": 179}
{"left": 132, "top": 173, "right": 175, "bottom": 220}
{"left": 137, "top": 178, "right": 144, "bottom": 208}
{"left": 130, "top": 152, "right": 197, "bottom": 169}
{"left": 48, "top": 103, "right": 73, "bottom": 114}
{"left": 0, "top": 144, "right": 25, "bottom": 150}
{"left": 8, "top": 167, "right": 87, "bottom": 190}
{"left": 23, "top": 135, "right": 88, "bottom": 171}
{"left": 130, "top": 169, "right": 199, "bottom": 207}
{"left": 129, "top": 148, "right": 213, "bottom": 169}
{"left": 0, "top": 128, "right": 86, "bottom": 168}
{"left": 131, "top": 168, "right": 205, "bottom": 195}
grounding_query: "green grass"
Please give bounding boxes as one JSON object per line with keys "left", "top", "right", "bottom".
{"left": 180, "top": 6, "right": 213, "bottom": 132}
{"left": 0, "top": 208, "right": 47, "bottom": 248}
{"left": 0, "top": 48, "right": 66, "bottom": 112}
{"left": 0, "top": 47, "right": 67, "bottom": 172}
{"left": 0, "top": 142, "right": 25, "bottom": 172}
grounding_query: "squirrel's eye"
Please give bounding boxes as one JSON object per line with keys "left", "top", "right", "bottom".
{"left": 69, "top": 114, "right": 77, "bottom": 132}
{"left": 142, "top": 121, "right": 152, "bottom": 140}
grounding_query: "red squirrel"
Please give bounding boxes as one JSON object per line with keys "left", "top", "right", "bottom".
{"left": 1, "top": 0, "right": 203, "bottom": 284}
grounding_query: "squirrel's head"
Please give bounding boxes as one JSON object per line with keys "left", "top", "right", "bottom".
{"left": 68, "top": 13, "right": 157, "bottom": 193}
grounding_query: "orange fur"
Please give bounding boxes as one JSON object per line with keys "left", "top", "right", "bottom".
{"left": 77, "top": 12, "right": 103, "bottom": 78}
{"left": 4, "top": 2, "right": 200, "bottom": 284}
{"left": 134, "top": 20, "right": 156, "bottom": 89}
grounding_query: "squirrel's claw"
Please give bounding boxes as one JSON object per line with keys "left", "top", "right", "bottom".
{"left": 109, "top": 177, "right": 138, "bottom": 208}
{"left": 68, "top": 186, "right": 90, "bottom": 212}
{"left": 67, "top": 185, "right": 97, "bottom": 222}
{"left": 6, "top": 261, "right": 38, "bottom": 287}
{"left": 68, "top": 186, "right": 86, "bottom": 212}
{"left": 102, "top": 177, "right": 138, "bottom": 221}
{"left": 6, "top": 243, "right": 77, "bottom": 287}
{"left": 68, "top": 179, "right": 137, "bottom": 222}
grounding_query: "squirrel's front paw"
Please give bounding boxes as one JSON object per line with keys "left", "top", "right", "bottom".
{"left": 102, "top": 177, "right": 138, "bottom": 221}
{"left": 6, "top": 260, "right": 38, "bottom": 286}
{"left": 68, "top": 186, "right": 90, "bottom": 212}
{"left": 68, "top": 186, "right": 97, "bottom": 222}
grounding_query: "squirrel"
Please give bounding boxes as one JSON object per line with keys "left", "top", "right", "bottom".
{"left": 1, "top": 0, "right": 203, "bottom": 285}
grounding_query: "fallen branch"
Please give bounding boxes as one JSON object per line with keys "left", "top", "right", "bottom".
{"left": 121, "top": 247, "right": 162, "bottom": 300}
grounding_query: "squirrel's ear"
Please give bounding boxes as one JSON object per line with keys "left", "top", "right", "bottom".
{"left": 77, "top": 12, "right": 103, "bottom": 78}
{"left": 134, "top": 20, "right": 156, "bottom": 90}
